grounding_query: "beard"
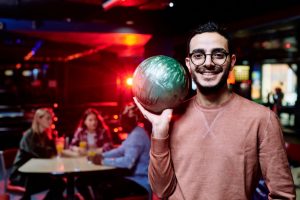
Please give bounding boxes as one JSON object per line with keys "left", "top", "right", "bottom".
{"left": 191, "top": 62, "right": 231, "bottom": 95}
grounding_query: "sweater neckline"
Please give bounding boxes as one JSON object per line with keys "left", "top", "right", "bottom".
{"left": 193, "top": 92, "right": 236, "bottom": 111}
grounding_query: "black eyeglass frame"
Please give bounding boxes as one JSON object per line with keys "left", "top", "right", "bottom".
{"left": 188, "top": 51, "right": 230, "bottom": 66}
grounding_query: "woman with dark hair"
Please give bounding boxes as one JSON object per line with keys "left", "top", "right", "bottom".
{"left": 76, "top": 103, "right": 151, "bottom": 200}
{"left": 70, "top": 108, "right": 113, "bottom": 154}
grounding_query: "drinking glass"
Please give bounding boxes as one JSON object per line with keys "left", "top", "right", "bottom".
{"left": 79, "top": 140, "right": 87, "bottom": 150}
{"left": 56, "top": 137, "right": 65, "bottom": 157}
{"left": 87, "top": 146, "right": 96, "bottom": 163}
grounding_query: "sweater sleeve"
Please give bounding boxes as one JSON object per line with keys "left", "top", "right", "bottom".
{"left": 102, "top": 145, "right": 125, "bottom": 158}
{"left": 259, "top": 110, "right": 296, "bottom": 199}
{"left": 102, "top": 145, "right": 140, "bottom": 169}
{"left": 148, "top": 135, "right": 177, "bottom": 199}
{"left": 102, "top": 132, "right": 141, "bottom": 169}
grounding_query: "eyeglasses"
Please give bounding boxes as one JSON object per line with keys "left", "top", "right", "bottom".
{"left": 189, "top": 51, "right": 230, "bottom": 66}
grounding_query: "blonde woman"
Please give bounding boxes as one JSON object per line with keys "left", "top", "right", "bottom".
{"left": 10, "top": 108, "right": 66, "bottom": 200}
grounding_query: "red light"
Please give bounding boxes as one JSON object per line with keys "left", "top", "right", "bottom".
{"left": 126, "top": 77, "right": 133, "bottom": 86}
{"left": 227, "top": 70, "right": 235, "bottom": 84}
{"left": 113, "top": 128, "right": 119, "bottom": 133}
{"left": 113, "top": 115, "right": 119, "bottom": 120}
{"left": 53, "top": 103, "right": 58, "bottom": 108}
{"left": 116, "top": 77, "right": 121, "bottom": 85}
{"left": 53, "top": 117, "right": 58, "bottom": 122}
{"left": 51, "top": 124, "right": 56, "bottom": 129}
{"left": 16, "top": 63, "right": 22, "bottom": 69}
{"left": 137, "top": 122, "right": 144, "bottom": 127}
{"left": 119, "top": 133, "right": 128, "bottom": 140}
{"left": 284, "top": 42, "right": 291, "bottom": 49}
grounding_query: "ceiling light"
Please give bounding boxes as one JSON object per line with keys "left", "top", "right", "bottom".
{"left": 126, "top": 20, "right": 134, "bottom": 25}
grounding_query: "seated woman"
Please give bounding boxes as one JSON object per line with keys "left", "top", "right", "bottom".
{"left": 65, "top": 108, "right": 113, "bottom": 157}
{"left": 9, "top": 107, "right": 66, "bottom": 200}
{"left": 62, "top": 108, "right": 113, "bottom": 199}
{"left": 76, "top": 102, "right": 151, "bottom": 200}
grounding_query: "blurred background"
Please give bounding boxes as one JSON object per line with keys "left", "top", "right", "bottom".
{"left": 1, "top": 0, "right": 300, "bottom": 149}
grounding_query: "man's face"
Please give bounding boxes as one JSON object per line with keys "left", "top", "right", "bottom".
{"left": 185, "top": 32, "right": 236, "bottom": 93}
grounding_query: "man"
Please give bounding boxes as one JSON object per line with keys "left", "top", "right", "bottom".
{"left": 134, "top": 21, "right": 295, "bottom": 199}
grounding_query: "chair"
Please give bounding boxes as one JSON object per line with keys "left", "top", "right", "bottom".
{"left": 0, "top": 193, "right": 10, "bottom": 200}
{"left": 0, "top": 148, "right": 26, "bottom": 198}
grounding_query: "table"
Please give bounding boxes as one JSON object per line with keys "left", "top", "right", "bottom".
{"left": 18, "top": 157, "right": 116, "bottom": 200}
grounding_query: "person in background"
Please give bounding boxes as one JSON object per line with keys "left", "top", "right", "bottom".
{"left": 134, "top": 21, "right": 295, "bottom": 199}
{"left": 66, "top": 108, "right": 112, "bottom": 199}
{"left": 272, "top": 86, "right": 284, "bottom": 116}
{"left": 69, "top": 108, "right": 113, "bottom": 155}
{"left": 76, "top": 102, "right": 151, "bottom": 200}
{"left": 9, "top": 107, "right": 66, "bottom": 200}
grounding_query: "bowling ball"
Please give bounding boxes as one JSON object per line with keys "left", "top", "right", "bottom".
{"left": 132, "top": 55, "right": 190, "bottom": 113}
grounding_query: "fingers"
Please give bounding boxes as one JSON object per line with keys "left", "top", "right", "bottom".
{"left": 133, "top": 96, "right": 173, "bottom": 119}
{"left": 133, "top": 97, "right": 149, "bottom": 118}
{"left": 133, "top": 97, "right": 142, "bottom": 110}
{"left": 92, "top": 154, "right": 103, "bottom": 165}
{"left": 162, "top": 109, "right": 173, "bottom": 123}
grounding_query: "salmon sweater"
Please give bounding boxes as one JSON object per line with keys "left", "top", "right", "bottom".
{"left": 149, "top": 93, "right": 295, "bottom": 200}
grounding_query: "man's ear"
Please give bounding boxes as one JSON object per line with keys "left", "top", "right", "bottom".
{"left": 185, "top": 57, "right": 192, "bottom": 73}
{"left": 230, "top": 54, "right": 236, "bottom": 71}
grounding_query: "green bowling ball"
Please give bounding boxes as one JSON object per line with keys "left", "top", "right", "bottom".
{"left": 132, "top": 55, "right": 190, "bottom": 113}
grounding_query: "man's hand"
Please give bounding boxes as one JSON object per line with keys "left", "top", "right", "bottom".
{"left": 133, "top": 97, "right": 173, "bottom": 138}
{"left": 92, "top": 153, "right": 103, "bottom": 165}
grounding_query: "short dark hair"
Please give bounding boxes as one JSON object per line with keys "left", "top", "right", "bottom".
{"left": 186, "top": 21, "right": 234, "bottom": 55}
